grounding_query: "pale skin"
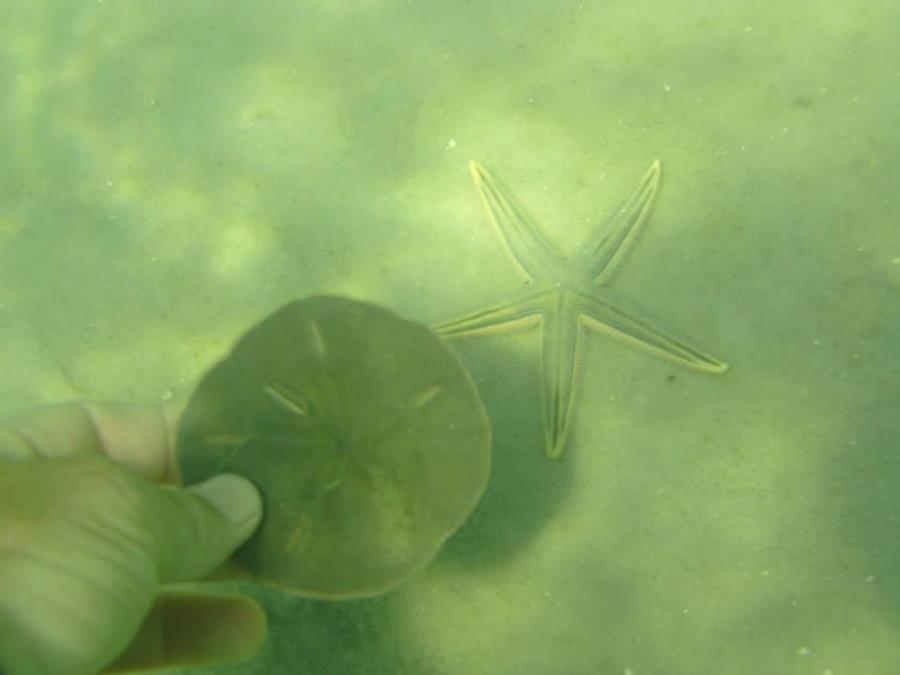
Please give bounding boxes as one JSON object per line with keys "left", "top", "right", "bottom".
{"left": 0, "top": 401, "right": 267, "bottom": 675}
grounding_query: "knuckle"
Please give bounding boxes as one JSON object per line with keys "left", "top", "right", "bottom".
{"left": 56, "top": 454, "right": 144, "bottom": 514}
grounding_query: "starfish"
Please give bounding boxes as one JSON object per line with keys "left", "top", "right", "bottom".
{"left": 434, "top": 160, "right": 728, "bottom": 459}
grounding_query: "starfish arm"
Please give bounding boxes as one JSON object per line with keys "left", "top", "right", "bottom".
{"left": 432, "top": 291, "right": 545, "bottom": 338}
{"left": 470, "top": 160, "right": 565, "bottom": 283}
{"left": 572, "top": 160, "right": 661, "bottom": 284}
{"left": 541, "top": 294, "right": 581, "bottom": 459}
{"left": 574, "top": 289, "right": 729, "bottom": 373}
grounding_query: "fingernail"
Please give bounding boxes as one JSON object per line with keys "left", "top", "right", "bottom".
{"left": 190, "top": 474, "right": 263, "bottom": 526}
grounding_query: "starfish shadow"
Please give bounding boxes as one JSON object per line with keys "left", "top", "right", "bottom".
{"left": 434, "top": 160, "right": 728, "bottom": 459}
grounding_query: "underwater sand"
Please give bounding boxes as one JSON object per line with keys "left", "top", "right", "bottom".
{"left": 1, "top": 1, "right": 898, "bottom": 673}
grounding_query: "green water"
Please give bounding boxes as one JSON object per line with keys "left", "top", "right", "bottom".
{"left": 1, "top": 1, "right": 898, "bottom": 673}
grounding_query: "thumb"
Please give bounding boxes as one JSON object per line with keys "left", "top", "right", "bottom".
{"left": 147, "top": 474, "right": 263, "bottom": 582}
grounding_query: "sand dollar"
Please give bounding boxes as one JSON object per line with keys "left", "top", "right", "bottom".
{"left": 177, "top": 295, "right": 491, "bottom": 599}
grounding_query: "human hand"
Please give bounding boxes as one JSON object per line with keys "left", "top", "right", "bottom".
{"left": 0, "top": 401, "right": 267, "bottom": 675}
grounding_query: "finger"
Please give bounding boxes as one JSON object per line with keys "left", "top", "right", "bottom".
{"left": 103, "top": 592, "right": 267, "bottom": 673}
{"left": 1, "top": 446, "right": 262, "bottom": 583}
{"left": 0, "top": 401, "right": 179, "bottom": 483}
{"left": 0, "top": 456, "right": 263, "bottom": 675}
{"left": 146, "top": 473, "right": 264, "bottom": 582}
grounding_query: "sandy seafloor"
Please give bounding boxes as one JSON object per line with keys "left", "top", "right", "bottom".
{"left": 1, "top": 1, "right": 899, "bottom": 674}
